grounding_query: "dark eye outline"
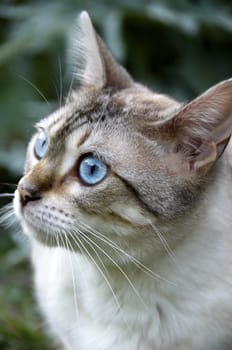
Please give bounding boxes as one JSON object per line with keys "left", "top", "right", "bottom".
{"left": 78, "top": 154, "right": 108, "bottom": 186}
{"left": 34, "top": 129, "right": 49, "bottom": 160}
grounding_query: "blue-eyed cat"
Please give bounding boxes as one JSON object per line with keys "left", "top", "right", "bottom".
{"left": 11, "top": 11, "right": 232, "bottom": 350}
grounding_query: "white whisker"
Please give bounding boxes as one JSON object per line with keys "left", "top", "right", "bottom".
{"left": 71, "top": 228, "right": 134, "bottom": 335}
{"left": 65, "top": 74, "right": 75, "bottom": 106}
{"left": 77, "top": 229, "right": 149, "bottom": 311}
{"left": 64, "top": 233, "right": 80, "bottom": 324}
{"left": 17, "top": 74, "right": 50, "bottom": 106}
{"left": 70, "top": 230, "right": 122, "bottom": 310}
{"left": 0, "top": 182, "right": 17, "bottom": 188}
{"left": 149, "top": 221, "right": 180, "bottom": 269}
{"left": 0, "top": 193, "right": 15, "bottom": 198}
{"left": 79, "top": 221, "right": 174, "bottom": 285}
{"left": 58, "top": 57, "right": 63, "bottom": 108}
{"left": 0, "top": 202, "right": 16, "bottom": 228}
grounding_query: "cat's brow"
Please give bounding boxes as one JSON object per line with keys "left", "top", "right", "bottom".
{"left": 56, "top": 115, "right": 89, "bottom": 139}
{"left": 54, "top": 104, "right": 107, "bottom": 140}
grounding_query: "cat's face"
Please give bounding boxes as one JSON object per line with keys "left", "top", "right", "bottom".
{"left": 14, "top": 12, "right": 232, "bottom": 264}
{"left": 13, "top": 87, "right": 182, "bottom": 262}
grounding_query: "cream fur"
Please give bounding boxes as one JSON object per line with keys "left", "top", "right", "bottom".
{"left": 12, "top": 11, "right": 232, "bottom": 350}
{"left": 29, "top": 157, "right": 232, "bottom": 350}
{"left": 19, "top": 150, "right": 232, "bottom": 350}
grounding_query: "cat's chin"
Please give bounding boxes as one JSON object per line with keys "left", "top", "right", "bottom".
{"left": 21, "top": 222, "right": 59, "bottom": 247}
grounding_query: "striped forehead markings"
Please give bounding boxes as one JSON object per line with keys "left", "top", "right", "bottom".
{"left": 45, "top": 111, "right": 104, "bottom": 156}
{"left": 54, "top": 107, "right": 108, "bottom": 141}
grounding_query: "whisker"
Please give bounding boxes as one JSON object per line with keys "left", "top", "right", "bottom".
{"left": 58, "top": 57, "right": 63, "bottom": 108}
{"left": 70, "top": 229, "right": 112, "bottom": 284}
{"left": 69, "top": 229, "right": 132, "bottom": 332}
{"left": 63, "top": 233, "right": 80, "bottom": 324}
{"left": 78, "top": 230, "right": 149, "bottom": 311}
{"left": 65, "top": 74, "right": 75, "bottom": 105}
{"left": 17, "top": 74, "right": 50, "bottom": 106}
{"left": 79, "top": 221, "right": 174, "bottom": 285}
{"left": 93, "top": 102, "right": 108, "bottom": 131}
{"left": 68, "top": 228, "right": 124, "bottom": 336}
{"left": 54, "top": 233, "right": 87, "bottom": 337}
{"left": 54, "top": 230, "right": 60, "bottom": 248}
{"left": 13, "top": 228, "right": 29, "bottom": 246}
{"left": 149, "top": 221, "right": 180, "bottom": 269}
{"left": 0, "top": 203, "right": 16, "bottom": 227}
{"left": 67, "top": 231, "right": 94, "bottom": 328}
{"left": 52, "top": 80, "right": 61, "bottom": 109}
{"left": 42, "top": 233, "right": 78, "bottom": 330}
{"left": 0, "top": 183, "right": 17, "bottom": 188}
{"left": 0, "top": 193, "right": 15, "bottom": 198}
{"left": 64, "top": 230, "right": 126, "bottom": 342}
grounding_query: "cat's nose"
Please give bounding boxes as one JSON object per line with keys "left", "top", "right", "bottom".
{"left": 17, "top": 179, "right": 41, "bottom": 206}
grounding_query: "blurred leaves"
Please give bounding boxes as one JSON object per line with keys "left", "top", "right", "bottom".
{"left": 0, "top": 229, "right": 55, "bottom": 349}
{"left": 0, "top": 1, "right": 232, "bottom": 169}
{"left": 0, "top": 0, "right": 231, "bottom": 348}
{"left": 0, "top": 317, "right": 54, "bottom": 350}
{"left": 0, "top": 1, "right": 232, "bottom": 176}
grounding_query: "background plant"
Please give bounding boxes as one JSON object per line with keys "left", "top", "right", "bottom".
{"left": 0, "top": 0, "right": 232, "bottom": 348}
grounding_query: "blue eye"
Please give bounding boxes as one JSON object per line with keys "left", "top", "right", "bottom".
{"left": 34, "top": 129, "right": 48, "bottom": 159}
{"left": 79, "top": 155, "right": 108, "bottom": 185}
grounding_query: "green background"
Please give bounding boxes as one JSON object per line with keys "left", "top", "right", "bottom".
{"left": 0, "top": 0, "right": 232, "bottom": 348}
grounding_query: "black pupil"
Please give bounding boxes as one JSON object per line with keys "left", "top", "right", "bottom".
{"left": 90, "top": 165, "right": 97, "bottom": 175}
{"left": 41, "top": 139, "right": 46, "bottom": 148}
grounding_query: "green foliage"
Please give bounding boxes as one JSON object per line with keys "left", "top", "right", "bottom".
{"left": 0, "top": 0, "right": 231, "bottom": 348}
{"left": 0, "top": 231, "right": 55, "bottom": 349}
{"left": 0, "top": 0, "right": 232, "bottom": 174}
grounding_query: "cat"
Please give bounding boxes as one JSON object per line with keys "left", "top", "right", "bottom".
{"left": 10, "top": 10, "right": 232, "bottom": 350}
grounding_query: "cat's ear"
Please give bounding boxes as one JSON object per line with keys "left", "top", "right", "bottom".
{"left": 69, "top": 11, "right": 133, "bottom": 89}
{"left": 160, "top": 79, "right": 232, "bottom": 174}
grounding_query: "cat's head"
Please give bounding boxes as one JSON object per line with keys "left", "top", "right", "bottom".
{"left": 14, "top": 12, "right": 232, "bottom": 264}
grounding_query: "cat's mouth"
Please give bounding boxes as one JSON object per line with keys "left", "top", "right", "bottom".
{"left": 14, "top": 189, "right": 76, "bottom": 245}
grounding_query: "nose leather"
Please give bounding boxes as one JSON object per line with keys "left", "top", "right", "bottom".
{"left": 18, "top": 179, "right": 41, "bottom": 206}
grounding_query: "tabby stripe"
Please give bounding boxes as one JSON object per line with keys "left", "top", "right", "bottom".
{"left": 118, "top": 175, "right": 161, "bottom": 217}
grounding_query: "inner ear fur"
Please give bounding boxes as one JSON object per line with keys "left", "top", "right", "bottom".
{"left": 158, "top": 79, "right": 232, "bottom": 174}
{"left": 70, "top": 11, "right": 133, "bottom": 90}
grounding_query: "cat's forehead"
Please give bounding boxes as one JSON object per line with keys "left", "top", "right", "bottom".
{"left": 111, "top": 87, "right": 181, "bottom": 120}
{"left": 37, "top": 87, "right": 180, "bottom": 142}
{"left": 36, "top": 89, "right": 104, "bottom": 132}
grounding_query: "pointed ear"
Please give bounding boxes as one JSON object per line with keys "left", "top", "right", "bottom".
{"left": 159, "top": 79, "right": 232, "bottom": 174}
{"left": 69, "top": 11, "right": 133, "bottom": 89}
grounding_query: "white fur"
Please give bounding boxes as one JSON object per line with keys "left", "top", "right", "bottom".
{"left": 13, "top": 12, "right": 232, "bottom": 349}
{"left": 29, "top": 149, "right": 232, "bottom": 350}
{"left": 68, "top": 11, "right": 105, "bottom": 88}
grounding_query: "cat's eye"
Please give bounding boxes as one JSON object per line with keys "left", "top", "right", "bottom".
{"left": 79, "top": 155, "right": 108, "bottom": 186}
{"left": 34, "top": 129, "right": 48, "bottom": 160}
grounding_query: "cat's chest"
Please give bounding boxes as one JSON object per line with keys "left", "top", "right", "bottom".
{"left": 32, "top": 244, "right": 168, "bottom": 349}
{"left": 31, "top": 242, "right": 232, "bottom": 350}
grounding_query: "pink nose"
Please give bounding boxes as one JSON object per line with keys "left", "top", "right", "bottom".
{"left": 17, "top": 179, "right": 41, "bottom": 206}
